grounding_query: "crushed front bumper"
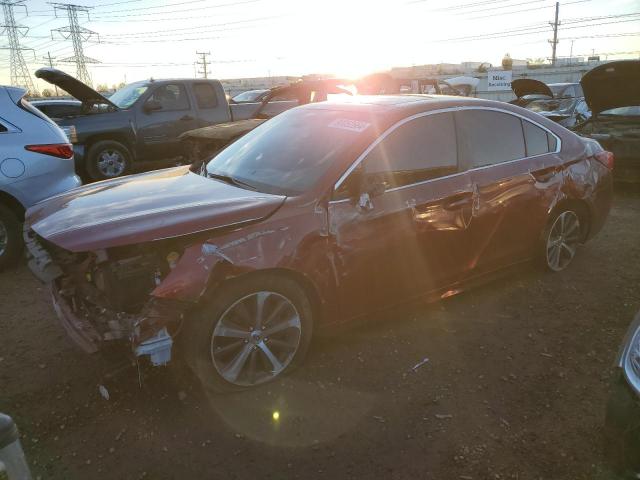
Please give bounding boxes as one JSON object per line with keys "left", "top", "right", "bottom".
{"left": 51, "top": 284, "right": 101, "bottom": 353}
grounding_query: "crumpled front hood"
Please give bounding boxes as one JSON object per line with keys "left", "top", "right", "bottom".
{"left": 26, "top": 167, "right": 286, "bottom": 252}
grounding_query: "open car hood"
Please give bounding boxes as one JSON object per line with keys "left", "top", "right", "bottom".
{"left": 25, "top": 167, "right": 285, "bottom": 252}
{"left": 35, "top": 67, "right": 118, "bottom": 109}
{"left": 511, "top": 79, "right": 553, "bottom": 99}
{"left": 581, "top": 60, "right": 640, "bottom": 115}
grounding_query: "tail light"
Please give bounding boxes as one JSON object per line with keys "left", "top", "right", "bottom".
{"left": 594, "top": 151, "right": 615, "bottom": 170}
{"left": 25, "top": 143, "right": 73, "bottom": 159}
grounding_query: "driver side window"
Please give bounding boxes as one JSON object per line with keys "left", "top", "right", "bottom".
{"left": 334, "top": 112, "right": 458, "bottom": 200}
{"left": 147, "top": 84, "right": 190, "bottom": 111}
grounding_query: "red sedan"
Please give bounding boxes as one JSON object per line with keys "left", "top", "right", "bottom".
{"left": 25, "top": 95, "right": 613, "bottom": 391}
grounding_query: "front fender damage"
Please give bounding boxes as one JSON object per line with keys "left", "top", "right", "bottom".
{"left": 27, "top": 231, "right": 223, "bottom": 367}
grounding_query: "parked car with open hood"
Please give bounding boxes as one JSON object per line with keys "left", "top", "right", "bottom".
{"left": 0, "top": 86, "right": 81, "bottom": 270}
{"left": 604, "top": 310, "right": 640, "bottom": 477}
{"left": 510, "top": 79, "right": 590, "bottom": 127}
{"left": 573, "top": 60, "right": 640, "bottom": 183}
{"left": 35, "top": 68, "right": 264, "bottom": 181}
{"left": 24, "top": 95, "right": 612, "bottom": 392}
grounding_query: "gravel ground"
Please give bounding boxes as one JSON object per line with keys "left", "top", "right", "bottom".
{"left": 1, "top": 190, "right": 639, "bottom": 480}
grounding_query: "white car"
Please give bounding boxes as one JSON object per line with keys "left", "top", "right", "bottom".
{"left": 0, "top": 86, "right": 82, "bottom": 269}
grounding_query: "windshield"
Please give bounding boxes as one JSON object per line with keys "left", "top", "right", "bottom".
{"left": 600, "top": 106, "right": 640, "bottom": 116}
{"left": 206, "top": 107, "right": 373, "bottom": 195}
{"left": 108, "top": 83, "right": 149, "bottom": 108}
{"left": 233, "top": 90, "right": 267, "bottom": 102}
{"left": 527, "top": 98, "right": 576, "bottom": 115}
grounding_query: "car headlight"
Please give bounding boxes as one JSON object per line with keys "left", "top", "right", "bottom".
{"left": 619, "top": 312, "right": 640, "bottom": 395}
{"left": 60, "top": 125, "right": 78, "bottom": 143}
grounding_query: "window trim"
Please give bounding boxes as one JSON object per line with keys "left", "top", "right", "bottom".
{"left": 332, "top": 106, "right": 561, "bottom": 196}
{"left": 0, "top": 116, "right": 20, "bottom": 134}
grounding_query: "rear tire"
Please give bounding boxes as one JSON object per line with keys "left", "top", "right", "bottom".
{"left": 0, "top": 204, "right": 23, "bottom": 271}
{"left": 86, "top": 140, "right": 132, "bottom": 181}
{"left": 539, "top": 208, "right": 583, "bottom": 272}
{"left": 181, "top": 274, "right": 314, "bottom": 393}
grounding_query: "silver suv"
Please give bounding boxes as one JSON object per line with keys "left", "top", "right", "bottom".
{"left": 0, "top": 86, "right": 82, "bottom": 269}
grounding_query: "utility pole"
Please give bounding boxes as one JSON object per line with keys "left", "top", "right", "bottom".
{"left": 43, "top": 51, "right": 59, "bottom": 95}
{"left": 196, "top": 51, "right": 210, "bottom": 79}
{"left": 549, "top": 1, "right": 560, "bottom": 66}
{"left": 0, "top": 0, "right": 36, "bottom": 94}
{"left": 50, "top": 2, "right": 99, "bottom": 87}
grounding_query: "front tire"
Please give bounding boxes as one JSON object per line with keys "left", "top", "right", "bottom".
{"left": 86, "top": 140, "right": 132, "bottom": 181}
{"left": 0, "top": 204, "right": 23, "bottom": 271}
{"left": 182, "top": 274, "right": 314, "bottom": 393}
{"left": 540, "top": 209, "right": 582, "bottom": 272}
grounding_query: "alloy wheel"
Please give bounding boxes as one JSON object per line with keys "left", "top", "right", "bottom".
{"left": 0, "top": 220, "right": 7, "bottom": 257}
{"left": 546, "top": 211, "right": 581, "bottom": 272}
{"left": 97, "top": 150, "right": 126, "bottom": 177}
{"left": 210, "top": 291, "right": 302, "bottom": 387}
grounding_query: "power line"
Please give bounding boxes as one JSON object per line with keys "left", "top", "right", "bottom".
{"left": 100, "top": 14, "right": 282, "bottom": 38}
{"left": 91, "top": 0, "right": 260, "bottom": 19}
{"left": 0, "top": 0, "right": 36, "bottom": 94}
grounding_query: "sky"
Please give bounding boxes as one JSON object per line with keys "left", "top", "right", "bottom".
{"left": 1, "top": 0, "right": 639, "bottom": 91}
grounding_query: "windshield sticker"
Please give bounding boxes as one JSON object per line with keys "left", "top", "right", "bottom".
{"left": 328, "top": 118, "right": 371, "bottom": 133}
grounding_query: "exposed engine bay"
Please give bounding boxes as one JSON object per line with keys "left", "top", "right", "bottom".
{"left": 25, "top": 229, "right": 189, "bottom": 364}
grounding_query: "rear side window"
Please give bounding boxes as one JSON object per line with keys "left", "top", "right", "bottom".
{"left": 522, "top": 120, "right": 549, "bottom": 156}
{"left": 456, "top": 110, "right": 525, "bottom": 169}
{"left": 547, "top": 133, "right": 558, "bottom": 151}
{"left": 193, "top": 83, "right": 218, "bottom": 109}
{"left": 0, "top": 121, "right": 7, "bottom": 133}
{"left": 359, "top": 112, "right": 458, "bottom": 189}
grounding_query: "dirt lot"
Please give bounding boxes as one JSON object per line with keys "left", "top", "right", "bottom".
{"left": 1, "top": 190, "right": 639, "bottom": 480}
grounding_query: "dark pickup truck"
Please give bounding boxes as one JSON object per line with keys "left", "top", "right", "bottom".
{"left": 35, "top": 68, "right": 261, "bottom": 180}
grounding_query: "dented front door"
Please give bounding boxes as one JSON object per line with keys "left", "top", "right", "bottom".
{"left": 328, "top": 172, "right": 475, "bottom": 321}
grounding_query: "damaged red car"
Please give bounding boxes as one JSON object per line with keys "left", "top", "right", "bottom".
{"left": 25, "top": 95, "right": 613, "bottom": 392}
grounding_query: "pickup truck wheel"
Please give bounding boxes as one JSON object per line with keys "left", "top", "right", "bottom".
{"left": 0, "top": 204, "right": 23, "bottom": 271}
{"left": 86, "top": 140, "right": 132, "bottom": 180}
{"left": 181, "top": 274, "right": 314, "bottom": 393}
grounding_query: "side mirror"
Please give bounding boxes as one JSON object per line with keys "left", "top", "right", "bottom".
{"left": 143, "top": 99, "right": 162, "bottom": 113}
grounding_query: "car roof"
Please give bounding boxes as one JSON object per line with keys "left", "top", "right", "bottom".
{"left": 305, "top": 94, "right": 498, "bottom": 116}
{"left": 299, "top": 94, "right": 568, "bottom": 136}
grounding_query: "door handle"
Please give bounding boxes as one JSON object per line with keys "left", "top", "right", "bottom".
{"left": 443, "top": 191, "right": 473, "bottom": 210}
{"left": 180, "top": 115, "right": 194, "bottom": 121}
{"left": 530, "top": 166, "right": 559, "bottom": 183}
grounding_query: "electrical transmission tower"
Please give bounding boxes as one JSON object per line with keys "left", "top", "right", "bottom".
{"left": 0, "top": 0, "right": 36, "bottom": 94}
{"left": 196, "top": 51, "right": 211, "bottom": 79}
{"left": 50, "top": 3, "right": 99, "bottom": 87}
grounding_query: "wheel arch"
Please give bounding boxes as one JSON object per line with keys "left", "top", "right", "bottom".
{"left": 85, "top": 133, "right": 135, "bottom": 159}
{"left": 0, "top": 190, "right": 26, "bottom": 222}
{"left": 209, "top": 266, "right": 326, "bottom": 328}
{"left": 548, "top": 197, "right": 592, "bottom": 241}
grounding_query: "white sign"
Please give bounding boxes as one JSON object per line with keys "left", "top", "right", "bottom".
{"left": 487, "top": 70, "right": 513, "bottom": 91}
